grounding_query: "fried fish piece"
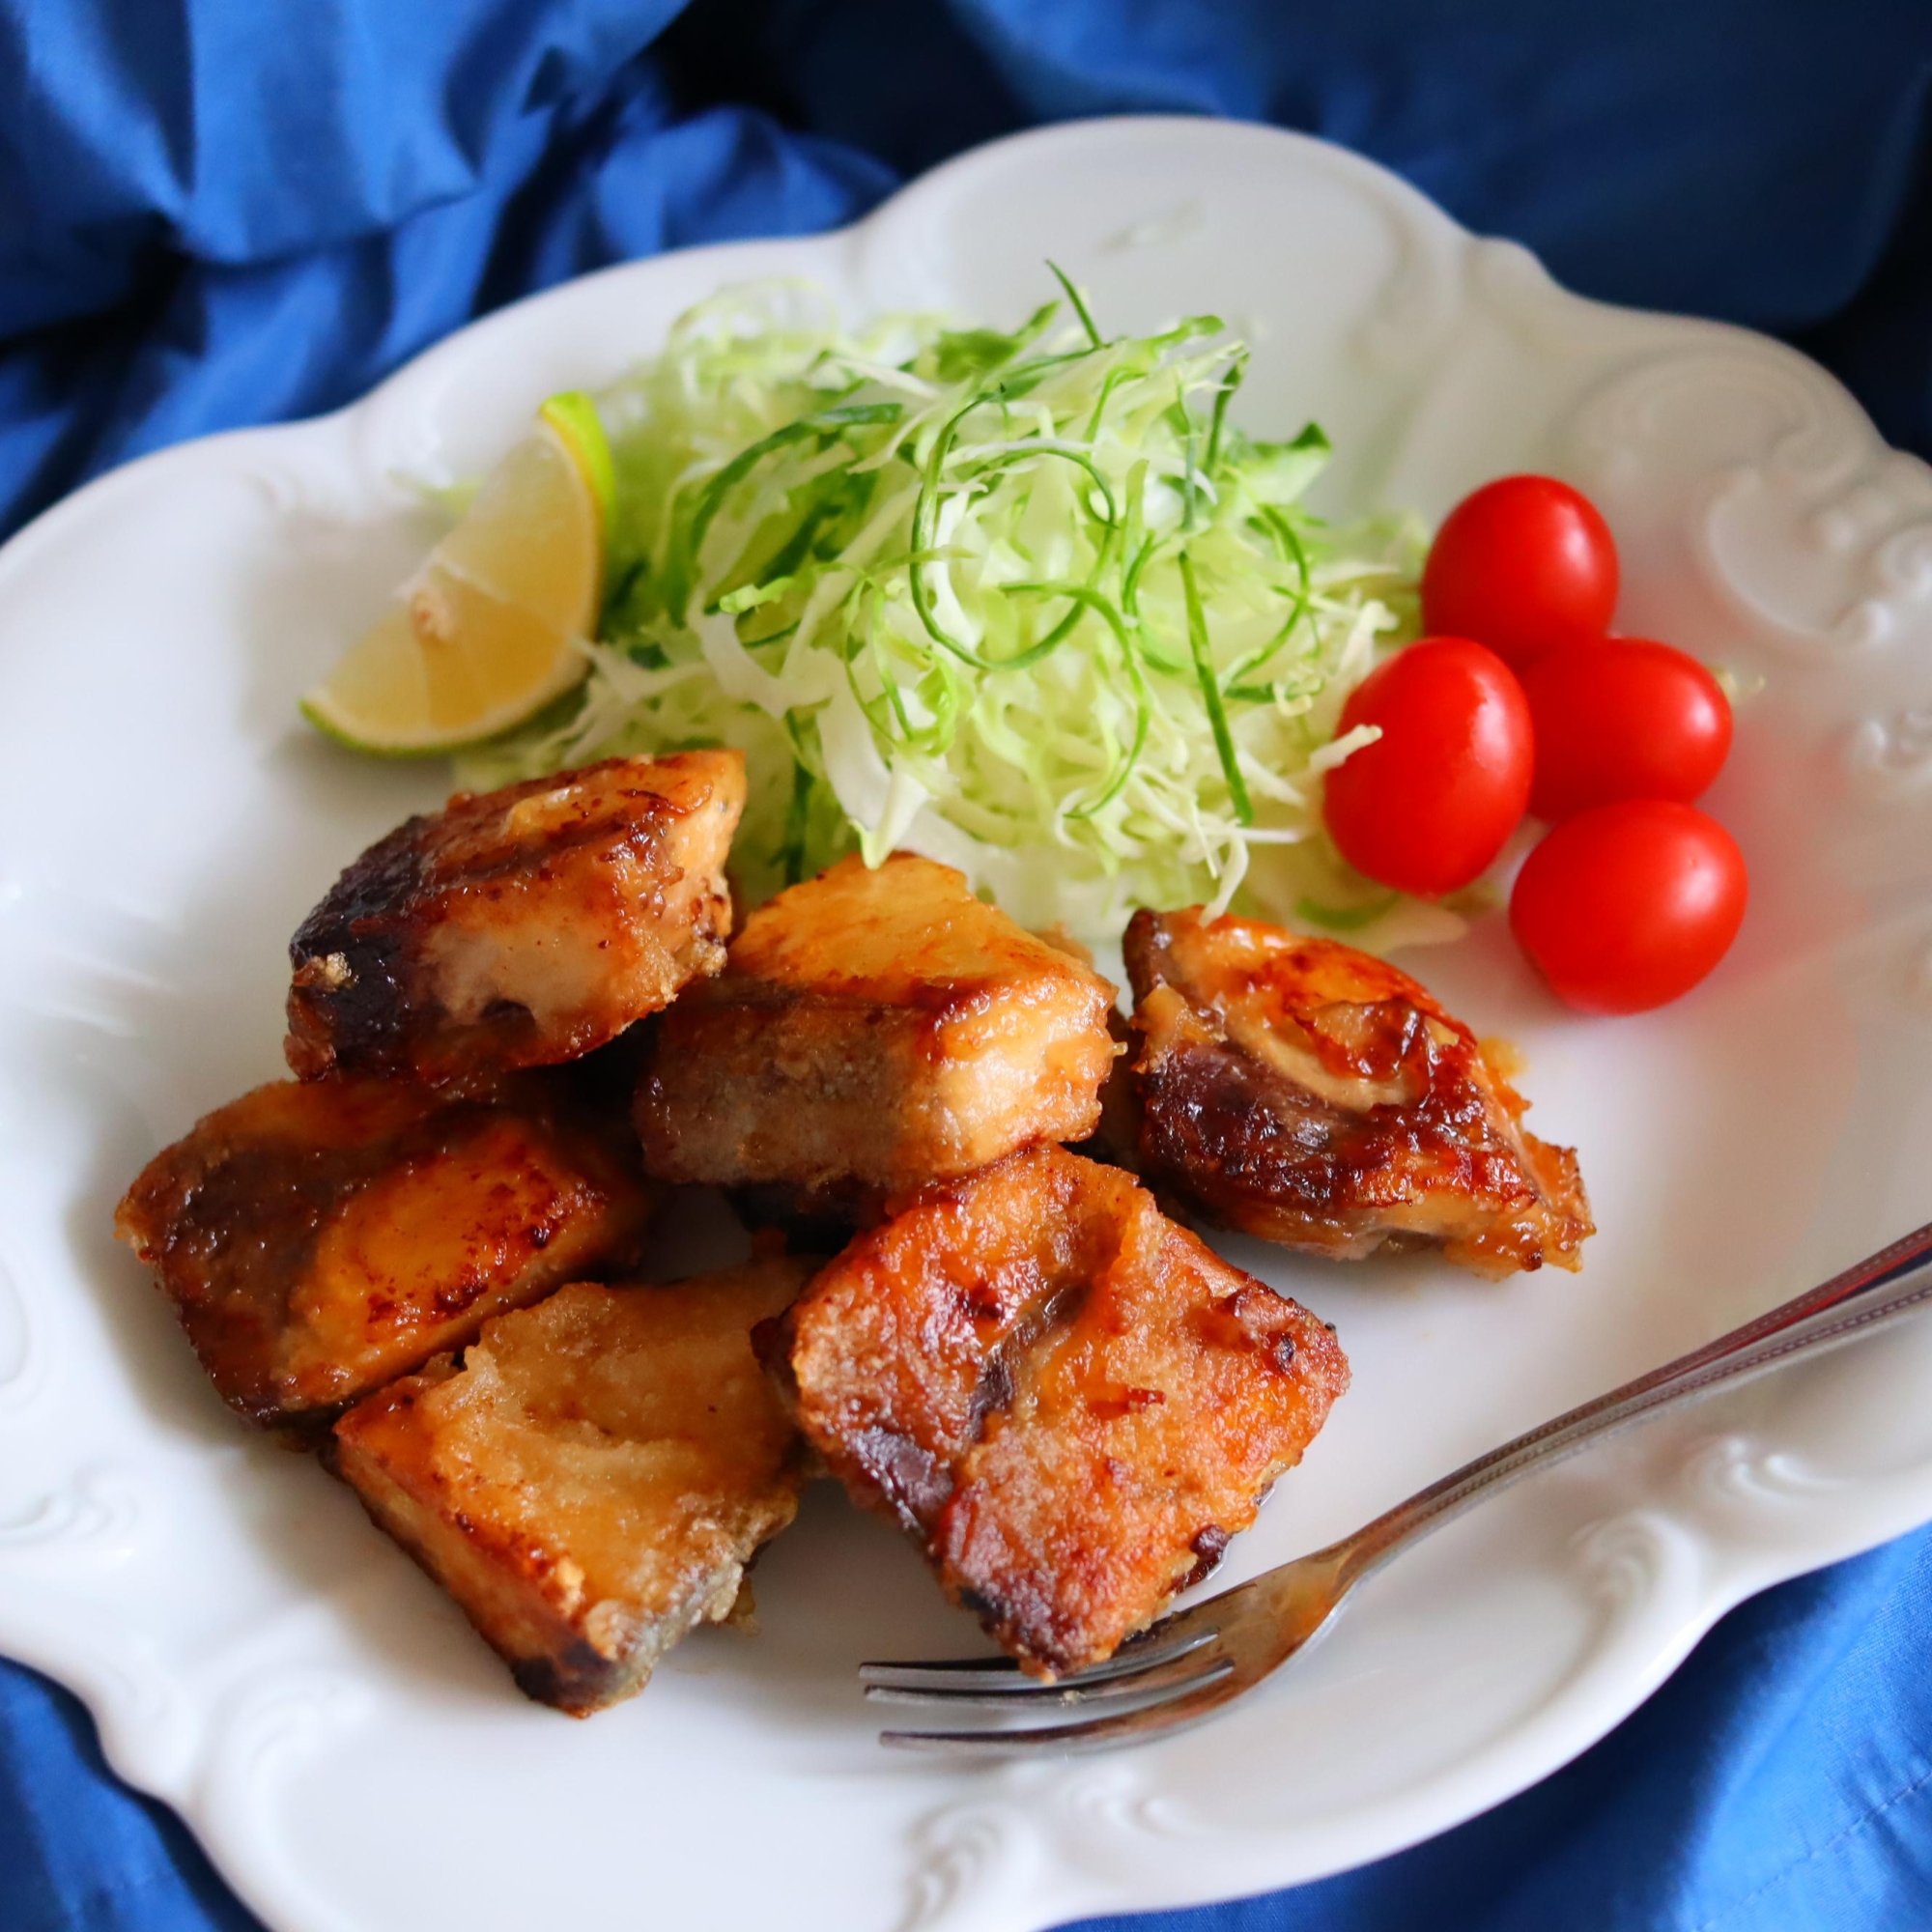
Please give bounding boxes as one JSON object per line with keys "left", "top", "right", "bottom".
{"left": 286, "top": 750, "right": 745, "bottom": 1086}
{"left": 637, "top": 852, "right": 1119, "bottom": 1196}
{"left": 1122, "top": 908, "right": 1592, "bottom": 1276}
{"left": 775, "top": 1145, "right": 1349, "bottom": 1678}
{"left": 114, "top": 1075, "right": 653, "bottom": 1426}
{"left": 334, "top": 1259, "right": 810, "bottom": 1716}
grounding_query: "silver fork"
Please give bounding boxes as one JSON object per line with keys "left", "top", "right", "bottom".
{"left": 863, "top": 1218, "right": 1932, "bottom": 1754}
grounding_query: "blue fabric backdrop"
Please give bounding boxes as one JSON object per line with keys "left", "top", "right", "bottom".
{"left": 5, "top": 3, "right": 1932, "bottom": 1927}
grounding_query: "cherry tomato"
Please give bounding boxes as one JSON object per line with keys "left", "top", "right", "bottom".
{"left": 1522, "top": 638, "right": 1732, "bottom": 821}
{"left": 1422, "top": 475, "right": 1619, "bottom": 670}
{"left": 1322, "top": 637, "right": 1533, "bottom": 897}
{"left": 1510, "top": 800, "right": 1747, "bottom": 1014}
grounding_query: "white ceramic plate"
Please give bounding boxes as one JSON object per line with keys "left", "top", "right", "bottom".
{"left": 5, "top": 116, "right": 1932, "bottom": 1932}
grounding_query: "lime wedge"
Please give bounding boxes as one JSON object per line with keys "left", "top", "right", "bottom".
{"left": 301, "top": 394, "right": 612, "bottom": 755}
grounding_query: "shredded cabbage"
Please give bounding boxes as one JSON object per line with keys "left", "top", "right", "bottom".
{"left": 460, "top": 275, "right": 1439, "bottom": 946}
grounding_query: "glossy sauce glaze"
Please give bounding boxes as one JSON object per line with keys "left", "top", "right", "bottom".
{"left": 287, "top": 750, "right": 744, "bottom": 1086}
{"left": 775, "top": 1145, "right": 1349, "bottom": 1677}
{"left": 1122, "top": 909, "right": 1592, "bottom": 1276}
{"left": 114, "top": 1073, "right": 653, "bottom": 1423}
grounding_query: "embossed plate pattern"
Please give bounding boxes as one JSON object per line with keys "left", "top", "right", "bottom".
{"left": 2, "top": 119, "right": 1931, "bottom": 1932}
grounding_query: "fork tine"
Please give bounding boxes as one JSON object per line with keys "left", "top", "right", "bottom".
{"left": 881, "top": 1665, "right": 1243, "bottom": 1754}
{"left": 857, "top": 1655, "right": 1029, "bottom": 1685}
{"left": 859, "top": 1627, "right": 1217, "bottom": 1694}
{"left": 865, "top": 1645, "right": 1226, "bottom": 1708}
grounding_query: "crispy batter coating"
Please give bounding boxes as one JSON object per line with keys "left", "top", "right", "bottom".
{"left": 776, "top": 1146, "right": 1349, "bottom": 1678}
{"left": 637, "top": 853, "right": 1119, "bottom": 1195}
{"left": 334, "top": 1260, "right": 810, "bottom": 1715}
{"left": 1122, "top": 908, "right": 1593, "bottom": 1276}
{"left": 287, "top": 751, "right": 745, "bottom": 1086}
{"left": 114, "top": 1075, "right": 653, "bottom": 1425}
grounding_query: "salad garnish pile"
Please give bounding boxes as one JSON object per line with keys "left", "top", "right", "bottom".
{"left": 462, "top": 275, "right": 1426, "bottom": 942}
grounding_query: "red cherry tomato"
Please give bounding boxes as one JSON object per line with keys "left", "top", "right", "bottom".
{"left": 1422, "top": 475, "right": 1619, "bottom": 670}
{"left": 1322, "top": 637, "right": 1534, "bottom": 897}
{"left": 1522, "top": 638, "right": 1733, "bottom": 821}
{"left": 1510, "top": 800, "right": 1747, "bottom": 1014}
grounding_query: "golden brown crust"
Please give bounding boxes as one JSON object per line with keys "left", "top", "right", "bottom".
{"left": 1122, "top": 908, "right": 1593, "bottom": 1276}
{"left": 333, "top": 1261, "right": 810, "bottom": 1715}
{"left": 113, "top": 1074, "right": 654, "bottom": 1425}
{"left": 286, "top": 751, "right": 745, "bottom": 1087}
{"left": 637, "top": 852, "right": 1120, "bottom": 1194}
{"left": 779, "top": 1146, "right": 1349, "bottom": 1678}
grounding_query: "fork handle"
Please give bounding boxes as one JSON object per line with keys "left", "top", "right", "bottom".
{"left": 1329, "top": 1219, "right": 1932, "bottom": 1586}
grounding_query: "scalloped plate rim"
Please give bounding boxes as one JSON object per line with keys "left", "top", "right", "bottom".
{"left": 2, "top": 113, "right": 1930, "bottom": 1932}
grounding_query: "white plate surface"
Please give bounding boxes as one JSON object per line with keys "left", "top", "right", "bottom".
{"left": 4, "top": 117, "right": 1932, "bottom": 1932}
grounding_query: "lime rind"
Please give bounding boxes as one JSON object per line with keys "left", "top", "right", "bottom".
{"left": 539, "top": 390, "right": 616, "bottom": 542}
